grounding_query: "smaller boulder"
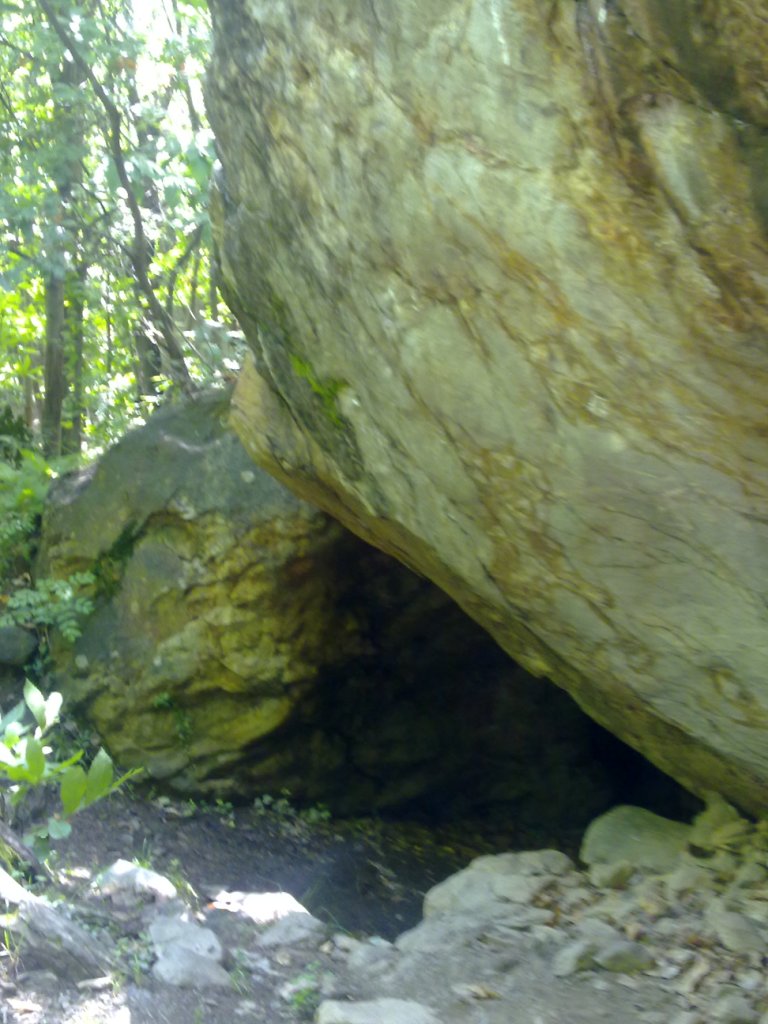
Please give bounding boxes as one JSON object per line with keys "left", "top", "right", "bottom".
{"left": 149, "top": 913, "right": 229, "bottom": 989}
{"left": 258, "top": 910, "right": 328, "bottom": 948}
{"left": 423, "top": 850, "right": 572, "bottom": 917}
{"left": 153, "top": 947, "right": 231, "bottom": 989}
{"left": 149, "top": 914, "right": 223, "bottom": 960}
{"left": 9, "top": 899, "right": 115, "bottom": 982}
{"left": 704, "top": 904, "right": 765, "bottom": 955}
{"left": 593, "top": 939, "right": 655, "bottom": 973}
{"left": 0, "top": 625, "right": 36, "bottom": 667}
{"left": 580, "top": 806, "right": 691, "bottom": 873}
{"left": 93, "top": 859, "right": 178, "bottom": 902}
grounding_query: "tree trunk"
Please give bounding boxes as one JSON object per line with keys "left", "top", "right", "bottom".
{"left": 42, "top": 44, "right": 86, "bottom": 457}
{"left": 62, "top": 264, "right": 86, "bottom": 455}
{"left": 41, "top": 268, "right": 66, "bottom": 457}
{"left": 134, "top": 327, "right": 162, "bottom": 397}
{"left": 209, "top": 256, "right": 219, "bottom": 322}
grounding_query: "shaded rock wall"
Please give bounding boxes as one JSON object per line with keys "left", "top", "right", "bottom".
{"left": 0, "top": 625, "right": 36, "bottom": 705}
{"left": 39, "top": 391, "right": 622, "bottom": 826}
{"left": 205, "top": 1, "right": 768, "bottom": 812}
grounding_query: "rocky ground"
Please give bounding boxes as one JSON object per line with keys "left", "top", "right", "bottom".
{"left": 0, "top": 791, "right": 767, "bottom": 1024}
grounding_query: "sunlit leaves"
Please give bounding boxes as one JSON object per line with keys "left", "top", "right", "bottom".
{"left": 0, "top": 0, "right": 241, "bottom": 453}
{"left": 0, "top": 677, "right": 142, "bottom": 860}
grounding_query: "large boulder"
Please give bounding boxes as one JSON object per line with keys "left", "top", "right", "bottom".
{"left": 38, "top": 390, "right": 624, "bottom": 824}
{"left": 205, "top": 1, "right": 768, "bottom": 813}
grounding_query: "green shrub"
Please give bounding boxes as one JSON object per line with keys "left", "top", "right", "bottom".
{"left": 0, "top": 405, "right": 31, "bottom": 467}
{"left": 0, "top": 447, "right": 96, "bottom": 656}
{"left": 0, "top": 448, "right": 53, "bottom": 576}
{"left": 0, "top": 680, "right": 140, "bottom": 862}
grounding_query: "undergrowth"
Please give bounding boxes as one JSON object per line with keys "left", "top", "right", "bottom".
{"left": 0, "top": 680, "right": 141, "bottom": 865}
{"left": 0, "top": 441, "right": 96, "bottom": 659}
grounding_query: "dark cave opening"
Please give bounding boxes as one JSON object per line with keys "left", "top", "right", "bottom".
{"left": 267, "top": 532, "right": 704, "bottom": 845}
{"left": 366, "top": 680, "right": 704, "bottom": 862}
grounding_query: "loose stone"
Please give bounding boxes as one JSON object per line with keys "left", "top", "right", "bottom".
{"left": 711, "top": 992, "right": 760, "bottom": 1024}
{"left": 580, "top": 807, "right": 691, "bottom": 873}
{"left": 316, "top": 998, "right": 440, "bottom": 1024}
{"left": 705, "top": 907, "right": 765, "bottom": 954}
{"left": 593, "top": 939, "right": 656, "bottom": 973}
{"left": 552, "top": 939, "right": 598, "bottom": 977}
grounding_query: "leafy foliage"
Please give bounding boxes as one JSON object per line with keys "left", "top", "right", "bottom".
{"left": 0, "top": 0, "right": 243, "bottom": 458}
{"left": 0, "top": 449, "right": 88, "bottom": 652}
{"left": 0, "top": 680, "right": 141, "bottom": 860}
{"left": 0, "top": 404, "right": 30, "bottom": 465}
{"left": 0, "top": 447, "right": 56, "bottom": 575}
{"left": 0, "top": 1, "right": 214, "bottom": 868}
{"left": 0, "top": 572, "right": 95, "bottom": 645}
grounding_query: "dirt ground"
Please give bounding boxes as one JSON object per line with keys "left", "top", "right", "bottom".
{"left": 0, "top": 786, "right": 579, "bottom": 1024}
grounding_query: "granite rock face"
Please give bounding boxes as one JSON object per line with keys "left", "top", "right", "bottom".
{"left": 205, "top": 1, "right": 768, "bottom": 812}
{"left": 37, "top": 390, "right": 620, "bottom": 821}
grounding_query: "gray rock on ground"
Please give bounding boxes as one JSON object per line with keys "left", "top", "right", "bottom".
{"left": 149, "top": 914, "right": 230, "bottom": 988}
{"left": 94, "top": 858, "right": 178, "bottom": 901}
{"left": 330, "top": 800, "right": 768, "bottom": 1023}
{"left": 316, "top": 999, "right": 441, "bottom": 1024}
{"left": 257, "top": 910, "right": 328, "bottom": 948}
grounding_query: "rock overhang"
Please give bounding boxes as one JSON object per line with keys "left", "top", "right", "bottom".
{"left": 205, "top": 0, "right": 768, "bottom": 813}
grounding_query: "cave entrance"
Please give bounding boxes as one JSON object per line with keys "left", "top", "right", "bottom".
{"left": 260, "top": 531, "right": 701, "bottom": 849}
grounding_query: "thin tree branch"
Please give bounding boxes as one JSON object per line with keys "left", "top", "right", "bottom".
{"left": 166, "top": 222, "right": 204, "bottom": 315}
{"left": 169, "top": 0, "right": 202, "bottom": 132}
{"left": 0, "top": 35, "right": 37, "bottom": 62}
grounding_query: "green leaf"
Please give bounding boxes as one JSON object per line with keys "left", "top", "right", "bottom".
{"left": 47, "top": 817, "right": 72, "bottom": 840}
{"left": 53, "top": 748, "right": 85, "bottom": 773}
{"left": 104, "top": 156, "right": 121, "bottom": 193}
{"left": 163, "top": 184, "right": 183, "bottom": 211}
{"left": 0, "top": 743, "right": 19, "bottom": 767}
{"left": 23, "top": 679, "right": 46, "bottom": 731}
{"left": 60, "top": 764, "right": 87, "bottom": 816}
{"left": 0, "top": 699, "right": 26, "bottom": 735}
{"left": 84, "top": 748, "right": 114, "bottom": 805}
{"left": 111, "top": 766, "right": 143, "bottom": 793}
{"left": 23, "top": 826, "right": 51, "bottom": 853}
{"left": 43, "top": 690, "right": 63, "bottom": 731}
{"left": 23, "top": 735, "right": 45, "bottom": 783}
{"left": 2, "top": 723, "right": 23, "bottom": 747}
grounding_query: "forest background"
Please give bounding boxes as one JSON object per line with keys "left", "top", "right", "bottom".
{"left": 0, "top": 0, "right": 243, "bottom": 858}
{"left": 0, "top": 0, "right": 240, "bottom": 581}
